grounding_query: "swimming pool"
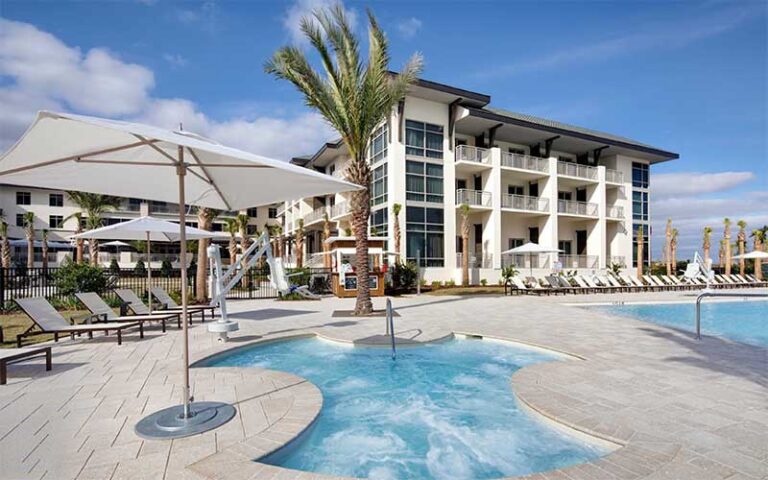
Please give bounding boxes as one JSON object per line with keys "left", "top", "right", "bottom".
{"left": 594, "top": 300, "right": 768, "bottom": 347}
{"left": 202, "top": 337, "right": 608, "bottom": 479}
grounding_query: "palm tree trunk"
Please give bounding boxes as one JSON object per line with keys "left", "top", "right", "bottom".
{"left": 461, "top": 235, "right": 469, "bottom": 286}
{"left": 1, "top": 237, "right": 10, "bottom": 269}
{"left": 90, "top": 239, "right": 99, "bottom": 266}
{"left": 393, "top": 215, "right": 401, "bottom": 263}
{"left": 724, "top": 233, "right": 731, "bottom": 275}
{"left": 351, "top": 186, "right": 372, "bottom": 315}
{"left": 195, "top": 211, "right": 213, "bottom": 301}
{"left": 41, "top": 239, "right": 49, "bottom": 271}
{"left": 755, "top": 237, "right": 763, "bottom": 281}
{"left": 26, "top": 232, "right": 34, "bottom": 269}
{"left": 738, "top": 235, "right": 746, "bottom": 275}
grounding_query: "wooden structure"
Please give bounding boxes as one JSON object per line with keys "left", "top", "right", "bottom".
{"left": 326, "top": 236, "right": 387, "bottom": 298}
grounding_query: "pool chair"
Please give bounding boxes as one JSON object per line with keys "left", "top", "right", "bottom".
{"left": 544, "top": 275, "right": 577, "bottom": 294}
{"left": 509, "top": 277, "right": 550, "bottom": 296}
{"left": 620, "top": 274, "right": 651, "bottom": 292}
{"left": 114, "top": 289, "right": 197, "bottom": 327}
{"left": 76, "top": 292, "right": 179, "bottom": 332}
{"left": 1, "top": 346, "right": 52, "bottom": 385}
{"left": 15, "top": 297, "right": 142, "bottom": 347}
{"left": 556, "top": 275, "right": 587, "bottom": 294}
{"left": 602, "top": 275, "right": 631, "bottom": 293}
{"left": 572, "top": 275, "right": 597, "bottom": 293}
{"left": 150, "top": 287, "right": 217, "bottom": 321}
{"left": 579, "top": 275, "right": 615, "bottom": 293}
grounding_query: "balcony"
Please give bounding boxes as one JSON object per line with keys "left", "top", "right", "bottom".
{"left": 456, "top": 252, "right": 493, "bottom": 269}
{"left": 605, "top": 168, "right": 624, "bottom": 184}
{"left": 501, "top": 253, "right": 551, "bottom": 270}
{"left": 330, "top": 201, "right": 349, "bottom": 219}
{"left": 557, "top": 161, "right": 598, "bottom": 181}
{"left": 456, "top": 189, "right": 492, "bottom": 208}
{"left": 456, "top": 145, "right": 490, "bottom": 164}
{"left": 501, "top": 194, "right": 549, "bottom": 213}
{"left": 558, "top": 200, "right": 598, "bottom": 217}
{"left": 607, "top": 205, "right": 624, "bottom": 219}
{"left": 500, "top": 152, "right": 549, "bottom": 173}
{"left": 558, "top": 255, "right": 599, "bottom": 269}
{"left": 276, "top": 203, "right": 287, "bottom": 217}
{"left": 303, "top": 206, "right": 328, "bottom": 225}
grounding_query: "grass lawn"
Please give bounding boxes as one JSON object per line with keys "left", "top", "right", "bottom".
{"left": 1, "top": 309, "right": 91, "bottom": 348}
{"left": 426, "top": 286, "right": 506, "bottom": 296}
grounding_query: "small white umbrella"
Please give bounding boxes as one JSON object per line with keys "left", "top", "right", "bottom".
{"left": 501, "top": 242, "right": 562, "bottom": 276}
{"left": 732, "top": 251, "right": 768, "bottom": 260}
{"left": 101, "top": 240, "right": 132, "bottom": 248}
{"left": 71, "top": 216, "right": 218, "bottom": 312}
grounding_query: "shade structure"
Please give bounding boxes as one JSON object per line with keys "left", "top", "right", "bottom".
{"left": 501, "top": 242, "right": 562, "bottom": 276}
{"left": 9, "top": 239, "right": 72, "bottom": 249}
{"left": 71, "top": 216, "right": 218, "bottom": 313}
{"left": 732, "top": 251, "right": 768, "bottom": 260}
{"left": 0, "top": 111, "right": 361, "bottom": 439}
{"left": 101, "top": 240, "right": 133, "bottom": 248}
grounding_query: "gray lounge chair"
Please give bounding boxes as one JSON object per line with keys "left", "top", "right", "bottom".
{"left": 76, "top": 292, "right": 179, "bottom": 332}
{"left": 114, "top": 289, "right": 190, "bottom": 327}
{"left": 1, "top": 346, "right": 51, "bottom": 385}
{"left": 15, "top": 297, "right": 142, "bottom": 347}
{"left": 150, "top": 287, "right": 216, "bottom": 321}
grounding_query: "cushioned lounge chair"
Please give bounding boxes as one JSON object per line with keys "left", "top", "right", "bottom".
{"left": 1, "top": 346, "right": 51, "bottom": 385}
{"left": 76, "top": 292, "right": 179, "bottom": 332}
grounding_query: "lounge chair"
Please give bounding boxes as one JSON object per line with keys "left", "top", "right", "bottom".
{"left": 151, "top": 287, "right": 216, "bottom": 321}
{"left": 509, "top": 277, "right": 549, "bottom": 296}
{"left": 572, "top": 275, "right": 597, "bottom": 293}
{"left": 579, "top": 275, "right": 615, "bottom": 293}
{"left": 114, "top": 289, "right": 193, "bottom": 327}
{"left": 603, "top": 275, "right": 632, "bottom": 292}
{"left": 76, "top": 292, "right": 179, "bottom": 332}
{"left": 15, "top": 297, "right": 142, "bottom": 347}
{"left": 556, "top": 275, "right": 587, "bottom": 294}
{"left": 1, "top": 346, "right": 51, "bottom": 385}
{"left": 544, "top": 275, "right": 576, "bottom": 294}
{"left": 620, "top": 274, "right": 650, "bottom": 291}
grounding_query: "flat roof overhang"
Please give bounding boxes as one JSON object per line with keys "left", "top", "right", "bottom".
{"left": 457, "top": 107, "right": 678, "bottom": 164}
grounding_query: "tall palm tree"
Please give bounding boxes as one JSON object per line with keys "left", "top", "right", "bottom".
{"left": 295, "top": 219, "right": 305, "bottom": 268}
{"left": 322, "top": 212, "right": 332, "bottom": 269}
{"left": 636, "top": 225, "right": 644, "bottom": 279}
{"left": 0, "top": 220, "right": 11, "bottom": 269}
{"left": 751, "top": 229, "right": 764, "bottom": 280}
{"left": 392, "top": 203, "right": 402, "bottom": 263}
{"left": 459, "top": 204, "right": 471, "bottom": 286}
{"left": 224, "top": 218, "right": 239, "bottom": 266}
{"left": 702, "top": 226, "right": 712, "bottom": 267}
{"left": 22, "top": 212, "right": 35, "bottom": 269}
{"left": 275, "top": 225, "right": 284, "bottom": 259}
{"left": 64, "top": 212, "right": 85, "bottom": 263}
{"left": 670, "top": 228, "right": 678, "bottom": 274}
{"left": 66, "top": 192, "right": 121, "bottom": 266}
{"left": 41, "top": 229, "right": 49, "bottom": 271}
{"left": 718, "top": 238, "right": 726, "bottom": 270}
{"left": 736, "top": 220, "right": 747, "bottom": 275}
{"left": 265, "top": 6, "right": 422, "bottom": 314}
{"left": 664, "top": 218, "right": 672, "bottom": 276}
{"left": 236, "top": 213, "right": 252, "bottom": 286}
{"left": 195, "top": 207, "right": 217, "bottom": 301}
{"left": 723, "top": 217, "right": 732, "bottom": 275}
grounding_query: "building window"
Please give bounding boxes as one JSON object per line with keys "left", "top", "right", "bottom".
{"left": 371, "top": 163, "right": 388, "bottom": 206}
{"left": 49, "top": 193, "right": 64, "bottom": 207}
{"left": 369, "top": 124, "right": 388, "bottom": 164}
{"left": 49, "top": 215, "right": 64, "bottom": 229}
{"left": 16, "top": 191, "right": 31, "bottom": 205}
{"left": 507, "top": 185, "right": 524, "bottom": 196}
{"left": 632, "top": 162, "right": 649, "bottom": 189}
{"left": 328, "top": 164, "right": 336, "bottom": 177}
{"left": 508, "top": 238, "right": 524, "bottom": 249}
{"left": 632, "top": 191, "right": 648, "bottom": 221}
{"left": 558, "top": 191, "right": 572, "bottom": 201}
{"left": 405, "top": 120, "right": 443, "bottom": 159}
{"left": 127, "top": 198, "right": 142, "bottom": 212}
{"left": 16, "top": 214, "right": 24, "bottom": 227}
{"left": 247, "top": 207, "right": 258, "bottom": 217}
{"left": 370, "top": 208, "right": 388, "bottom": 237}
{"left": 633, "top": 223, "right": 650, "bottom": 267}
{"left": 247, "top": 225, "right": 259, "bottom": 235}
{"left": 406, "top": 206, "right": 444, "bottom": 266}
{"left": 558, "top": 241, "right": 572, "bottom": 255}
{"left": 406, "top": 161, "right": 443, "bottom": 203}
{"left": 212, "top": 223, "right": 223, "bottom": 232}
{"left": 268, "top": 207, "right": 278, "bottom": 219}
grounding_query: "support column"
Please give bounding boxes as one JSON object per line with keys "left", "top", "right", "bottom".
{"left": 490, "top": 148, "right": 502, "bottom": 269}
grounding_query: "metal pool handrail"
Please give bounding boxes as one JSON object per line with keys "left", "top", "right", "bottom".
{"left": 695, "top": 291, "right": 768, "bottom": 339}
{"left": 386, "top": 298, "right": 396, "bottom": 360}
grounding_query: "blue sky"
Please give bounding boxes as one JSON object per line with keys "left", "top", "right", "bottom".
{"left": 1, "top": 0, "right": 766, "bottom": 259}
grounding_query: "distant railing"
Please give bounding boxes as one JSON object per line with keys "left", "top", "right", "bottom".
{"left": 605, "top": 169, "right": 624, "bottom": 184}
{"left": 330, "top": 201, "right": 349, "bottom": 218}
{"left": 558, "top": 255, "right": 599, "bottom": 269}
{"left": 456, "top": 252, "right": 493, "bottom": 268}
{"left": 456, "top": 189, "right": 492, "bottom": 207}
{"left": 500, "top": 152, "right": 549, "bottom": 172}
{"left": 501, "top": 194, "right": 549, "bottom": 212}
{"left": 303, "top": 206, "right": 328, "bottom": 225}
{"left": 456, "top": 145, "right": 490, "bottom": 164}
{"left": 607, "top": 205, "right": 624, "bottom": 219}
{"left": 558, "top": 200, "right": 598, "bottom": 216}
{"left": 501, "top": 253, "right": 551, "bottom": 270}
{"left": 276, "top": 203, "right": 287, "bottom": 217}
{"left": 557, "top": 161, "right": 598, "bottom": 180}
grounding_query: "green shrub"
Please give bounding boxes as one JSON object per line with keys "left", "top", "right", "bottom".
{"left": 287, "top": 267, "right": 311, "bottom": 288}
{"left": 431, "top": 280, "right": 441, "bottom": 289}
{"left": 445, "top": 279, "right": 456, "bottom": 287}
{"left": 389, "top": 262, "right": 418, "bottom": 293}
{"left": 160, "top": 259, "right": 173, "bottom": 277}
{"left": 52, "top": 259, "right": 112, "bottom": 297}
{"left": 109, "top": 258, "right": 121, "bottom": 276}
{"left": 480, "top": 278, "right": 488, "bottom": 286}
{"left": 501, "top": 266, "right": 519, "bottom": 284}
{"left": 134, "top": 259, "right": 147, "bottom": 277}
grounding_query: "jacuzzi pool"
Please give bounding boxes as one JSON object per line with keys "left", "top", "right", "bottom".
{"left": 201, "top": 337, "right": 609, "bottom": 479}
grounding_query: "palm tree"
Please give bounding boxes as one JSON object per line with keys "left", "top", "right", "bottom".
{"left": 265, "top": 6, "right": 422, "bottom": 314}
{"left": 723, "top": 217, "right": 732, "bottom": 275}
{"left": 275, "top": 225, "right": 284, "bottom": 259}
{"left": 0, "top": 220, "right": 11, "bottom": 269}
{"left": 392, "top": 203, "right": 402, "bottom": 263}
{"left": 718, "top": 238, "right": 726, "bottom": 270}
{"left": 702, "top": 226, "right": 712, "bottom": 267}
{"left": 41, "top": 229, "right": 49, "bottom": 271}
{"left": 751, "top": 229, "right": 764, "bottom": 281}
{"left": 636, "top": 225, "right": 644, "bottom": 279}
{"left": 64, "top": 212, "right": 85, "bottom": 263}
{"left": 736, "top": 220, "right": 747, "bottom": 275}
{"left": 664, "top": 218, "right": 673, "bottom": 276}
{"left": 322, "top": 212, "right": 332, "bottom": 269}
{"left": 195, "top": 207, "right": 217, "bottom": 301}
{"left": 224, "top": 218, "right": 239, "bottom": 266}
{"left": 236, "top": 213, "right": 252, "bottom": 286}
{"left": 22, "top": 212, "right": 35, "bottom": 269}
{"left": 459, "top": 204, "right": 471, "bottom": 286}
{"left": 670, "top": 228, "right": 678, "bottom": 274}
{"left": 66, "top": 192, "right": 121, "bottom": 266}
{"left": 295, "top": 219, "right": 305, "bottom": 268}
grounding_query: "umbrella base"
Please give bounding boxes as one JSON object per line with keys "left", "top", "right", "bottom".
{"left": 135, "top": 402, "right": 236, "bottom": 439}
{"left": 208, "top": 320, "right": 239, "bottom": 342}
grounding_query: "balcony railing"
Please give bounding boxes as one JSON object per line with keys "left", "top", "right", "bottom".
{"left": 501, "top": 253, "right": 551, "bottom": 270}
{"left": 276, "top": 204, "right": 287, "bottom": 217}
{"left": 303, "top": 206, "right": 328, "bottom": 224}
{"left": 609, "top": 256, "right": 626, "bottom": 267}
{"left": 456, "top": 189, "right": 492, "bottom": 207}
{"left": 607, "top": 205, "right": 624, "bottom": 219}
{"left": 455, "top": 145, "right": 490, "bottom": 164}
{"left": 456, "top": 252, "right": 493, "bottom": 269}
{"left": 501, "top": 194, "right": 549, "bottom": 213}
{"left": 558, "top": 255, "right": 599, "bottom": 269}
{"left": 558, "top": 200, "right": 598, "bottom": 216}
{"left": 330, "top": 201, "right": 349, "bottom": 218}
{"left": 605, "top": 168, "right": 624, "bottom": 184}
{"left": 557, "top": 161, "right": 598, "bottom": 180}
{"left": 500, "top": 152, "right": 549, "bottom": 173}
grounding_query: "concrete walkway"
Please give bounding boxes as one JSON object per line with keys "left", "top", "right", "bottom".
{"left": 0, "top": 291, "right": 765, "bottom": 480}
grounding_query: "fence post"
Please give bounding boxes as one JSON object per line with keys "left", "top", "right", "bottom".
{"left": 0, "top": 266, "right": 5, "bottom": 310}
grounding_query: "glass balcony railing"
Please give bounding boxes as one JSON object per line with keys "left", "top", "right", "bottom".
{"left": 501, "top": 194, "right": 549, "bottom": 212}
{"left": 500, "top": 152, "right": 549, "bottom": 173}
{"left": 558, "top": 255, "right": 599, "bottom": 269}
{"left": 455, "top": 145, "right": 490, "bottom": 164}
{"left": 607, "top": 205, "right": 624, "bottom": 219}
{"left": 456, "top": 189, "right": 492, "bottom": 207}
{"left": 605, "top": 168, "right": 624, "bottom": 184}
{"left": 558, "top": 200, "right": 598, "bottom": 216}
{"left": 557, "top": 161, "right": 598, "bottom": 180}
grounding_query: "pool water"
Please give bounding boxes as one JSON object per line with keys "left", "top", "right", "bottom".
{"left": 202, "top": 337, "right": 608, "bottom": 479}
{"left": 595, "top": 300, "right": 768, "bottom": 347}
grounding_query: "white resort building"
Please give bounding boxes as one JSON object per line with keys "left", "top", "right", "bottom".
{"left": 281, "top": 76, "right": 678, "bottom": 283}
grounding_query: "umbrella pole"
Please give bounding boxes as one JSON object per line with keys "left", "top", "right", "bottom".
{"left": 177, "top": 153, "right": 191, "bottom": 419}
{"left": 147, "top": 232, "right": 152, "bottom": 314}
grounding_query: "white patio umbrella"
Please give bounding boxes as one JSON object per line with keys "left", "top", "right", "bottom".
{"left": 101, "top": 240, "right": 132, "bottom": 249}
{"left": 501, "top": 242, "right": 562, "bottom": 276}
{"left": 732, "top": 251, "right": 768, "bottom": 260}
{"left": 71, "top": 216, "right": 218, "bottom": 312}
{"left": 0, "top": 111, "right": 361, "bottom": 439}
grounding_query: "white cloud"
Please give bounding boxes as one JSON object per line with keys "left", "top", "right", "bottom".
{"left": 397, "top": 17, "right": 422, "bottom": 39}
{"left": 0, "top": 19, "right": 336, "bottom": 161}
{"left": 163, "top": 53, "right": 188, "bottom": 68}
{"left": 652, "top": 171, "right": 755, "bottom": 199}
{"left": 283, "top": 0, "right": 357, "bottom": 45}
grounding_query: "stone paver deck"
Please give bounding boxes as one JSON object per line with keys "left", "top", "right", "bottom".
{"left": 0, "top": 290, "right": 766, "bottom": 480}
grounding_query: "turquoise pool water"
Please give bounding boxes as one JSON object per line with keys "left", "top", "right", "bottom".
{"left": 595, "top": 300, "right": 768, "bottom": 347}
{"left": 202, "top": 337, "right": 607, "bottom": 480}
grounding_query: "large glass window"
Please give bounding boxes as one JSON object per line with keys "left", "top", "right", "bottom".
{"left": 16, "top": 191, "right": 30, "bottom": 205}
{"left": 368, "top": 124, "right": 387, "bottom": 164}
{"left": 268, "top": 207, "right": 278, "bottom": 219}
{"left": 370, "top": 208, "right": 388, "bottom": 237}
{"left": 49, "top": 193, "right": 64, "bottom": 207}
{"left": 406, "top": 161, "right": 443, "bottom": 203}
{"left": 406, "top": 206, "right": 444, "bottom": 266}
{"left": 632, "top": 162, "right": 649, "bottom": 189}
{"left": 49, "top": 215, "right": 64, "bottom": 228}
{"left": 405, "top": 120, "right": 444, "bottom": 159}
{"left": 632, "top": 191, "right": 648, "bottom": 221}
{"left": 247, "top": 207, "right": 258, "bottom": 217}
{"left": 633, "top": 223, "right": 650, "bottom": 267}
{"left": 371, "top": 163, "right": 388, "bottom": 206}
